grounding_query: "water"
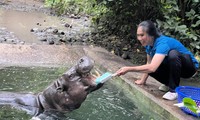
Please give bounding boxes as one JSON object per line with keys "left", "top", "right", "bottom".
{"left": 0, "top": 8, "right": 91, "bottom": 44}
{"left": 0, "top": 67, "right": 156, "bottom": 120}
{"left": 0, "top": 9, "right": 44, "bottom": 44}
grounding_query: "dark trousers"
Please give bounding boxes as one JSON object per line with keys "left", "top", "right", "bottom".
{"left": 149, "top": 50, "right": 197, "bottom": 91}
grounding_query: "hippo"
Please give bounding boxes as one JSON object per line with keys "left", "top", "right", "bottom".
{"left": 0, "top": 56, "right": 103, "bottom": 119}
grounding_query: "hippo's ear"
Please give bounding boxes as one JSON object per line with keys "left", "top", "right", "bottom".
{"left": 62, "top": 74, "right": 75, "bottom": 80}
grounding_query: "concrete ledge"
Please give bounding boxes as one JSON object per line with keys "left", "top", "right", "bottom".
{"left": 84, "top": 46, "right": 198, "bottom": 120}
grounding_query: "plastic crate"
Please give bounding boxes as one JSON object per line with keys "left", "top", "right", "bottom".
{"left": 175, "top": 86, "right": 200, "bottom": 117}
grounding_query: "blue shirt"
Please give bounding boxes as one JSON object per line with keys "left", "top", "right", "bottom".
{"left": 145, "top": 35, "right": 199, "bottom": 69}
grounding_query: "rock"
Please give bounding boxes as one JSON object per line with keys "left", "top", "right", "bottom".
{"left": 122, "top": 47, "right": 129, "bottom": 51}
{"left": 47, "top": 39, "right": 54, "bottom": 45}
{"left": 121, "top": 51, "right": 130, "bottom": 59}
{"left": 0, "top": 38, "right": 5, "bottom": 42}
{"left": 53, "top": 29, "right": 58, "bottom": 34}
{"left": 30, "top": 28, "right": 39, "bottom": 32}
{"left": 46, "top": 28, "right": 54, "bottom": 33}
{"left": 69, "top": 14, "right": 81, "bottom": 19}
{"left": 64, "top": 23, "right": 72, "bottom": 28}
{"left": 38, "top": 37, "right": 47, "bottom": 42}
{"left": 60, "top": 31, "right": 65, "bottom": 35}
{"left": 30, "top": 29, "right": 34, "bottom": 32}
{"left": 6, "top": 38, "right": 14, "bottom": 42}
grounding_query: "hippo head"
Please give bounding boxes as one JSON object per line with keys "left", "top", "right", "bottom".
{"left": 40, "top": 56, "right": 97, "bottom": 112}
{"left": 60, "top": 56, "right": 95, "bottom": 82}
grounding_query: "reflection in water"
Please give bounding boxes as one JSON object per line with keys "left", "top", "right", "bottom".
{"left": 0, "top": 67, "right": 154, "bottom": 120}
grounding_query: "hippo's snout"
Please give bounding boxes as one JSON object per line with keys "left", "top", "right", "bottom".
{"left": 76, "top": 56, "right": 94, "bottom": 75}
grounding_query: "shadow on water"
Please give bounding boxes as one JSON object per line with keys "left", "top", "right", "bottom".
{"left": 0, "top": 67, "right": 160, "bottom": 120}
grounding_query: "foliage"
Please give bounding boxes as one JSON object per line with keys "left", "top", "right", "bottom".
{"left": 44, "top": 0, "right": 101, "bottom": 15}
{"left": 44, "top": 0, "right": 200, "bottom": 56}
{"left": 156, "top": 0, "right": 200, "bottom": 54}
{"left": 92, "top": 0, "right": 162, "bottom": 45}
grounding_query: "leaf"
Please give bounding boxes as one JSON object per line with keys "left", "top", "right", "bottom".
{"left": 186, "top": 9, "right": 196, "bottom": 17}
{"left": 192, "top": 0, "right": 199, "bottom": 2}
{"left": 183, "top": 98, "right": 198, "bottom": 114}
{"left": 176, "top": 25, "right": 188, "bottom": 34}
{"left": 192, "top": 20, "right": 200, "bottom": 28}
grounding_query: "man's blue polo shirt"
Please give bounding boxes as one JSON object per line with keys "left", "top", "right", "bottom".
{"left": 145, "top": 35, "right": 199, "bottom": 69}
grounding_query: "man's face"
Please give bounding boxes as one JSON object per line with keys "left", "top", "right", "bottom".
{"left": 136, "top": 26, "right": 152, "bottom": 46}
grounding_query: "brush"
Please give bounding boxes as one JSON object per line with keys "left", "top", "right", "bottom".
{"left": 95, "top": 72, "right": 116, "bottom": 84}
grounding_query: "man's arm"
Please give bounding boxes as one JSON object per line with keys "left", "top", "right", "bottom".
{"left": 115, "top": 54, "right": 165, "bottom": 75}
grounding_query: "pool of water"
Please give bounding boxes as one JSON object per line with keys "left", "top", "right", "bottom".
{"left": 0, "top": 67, "right": 159, "bottom": 120}
{"left": 0, "top": 8, "right": 90, "bottom": 44}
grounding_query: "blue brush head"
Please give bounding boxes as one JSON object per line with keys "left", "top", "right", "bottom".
{"left": 95, "top": 72, "right": 112, "bottom": 84}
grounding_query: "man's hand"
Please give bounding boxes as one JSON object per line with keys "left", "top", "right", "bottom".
{"left": 134, "top": 79, "right": 146, "bottom": 85}
{"left": 115, "top": 67, "right": 129, "bottom": 76}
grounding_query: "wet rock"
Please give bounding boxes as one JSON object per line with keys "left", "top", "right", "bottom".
{"left": 65, "top": 37, "right": 72, "bottom": 43}
{"left": 60, "top": 31, "right": 65, "bottom": 35}
{"left": 0, "top": 38, "right": 5, "bottom": 43}
{"left": 30, "top": 28, "right": 39, "bottom": 32}
{"left": 53, "top": 29, "right": 58, "bottom": 34}
{"left": 59, "top": 38, "right": 66, "bottom": 43}
{"left": 47, "top": 39, "right": 54, "bottom": 45}
{"left": 19, "top": 41, "right": 25, "bottom": 45}
{"left": 30, "top": 29, "right": 34, "bottom": 32}
{"left": 69, "top": 14, "right": 81, "bottom": 19}
{"left": 36, "top": 23, "right": 42, "bottom": 26}
{"left": 6, "top": 38, "right": 15, "bottom": 43}
{"left": 83, "top": 32, "right": 90, "bottom": 37}
{"left": 121, "top": 51, "right": 130, "bottom": 59}
{"left": 38, "top": 37, "right": 47, "bottom": 42}
{"left": 46, "top": 28, "right": 54, "bottom": 33}
{"left": 122, "top": 47, "right": 129, "bottom": 51}
{"left": 64, "top": 23, "right": 72, "bottom": 28}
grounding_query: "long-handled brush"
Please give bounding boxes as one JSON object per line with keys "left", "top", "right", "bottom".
{"left": 95, "top": 72, "right": 117, "bottom": 85}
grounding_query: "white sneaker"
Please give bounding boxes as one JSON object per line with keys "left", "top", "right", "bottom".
{"left": 159, "top": 84, "right": 169, "bottom": 92}
{"left": 162, "top": 91, "right": 178, "bottom": 100}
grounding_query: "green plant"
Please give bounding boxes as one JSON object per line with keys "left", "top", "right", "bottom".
{"left": 156, "top": 0, "right": 200, "bottom": 53}
{"left": 44, "top": 0, "right": 101, "bottom": 15}
{"left": 44, "top": 0, "right": 200, "bottom": 57}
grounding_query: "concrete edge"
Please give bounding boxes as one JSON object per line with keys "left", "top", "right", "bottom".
{"left": 83, "top": 46, "right": 197, "bottom": 120}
